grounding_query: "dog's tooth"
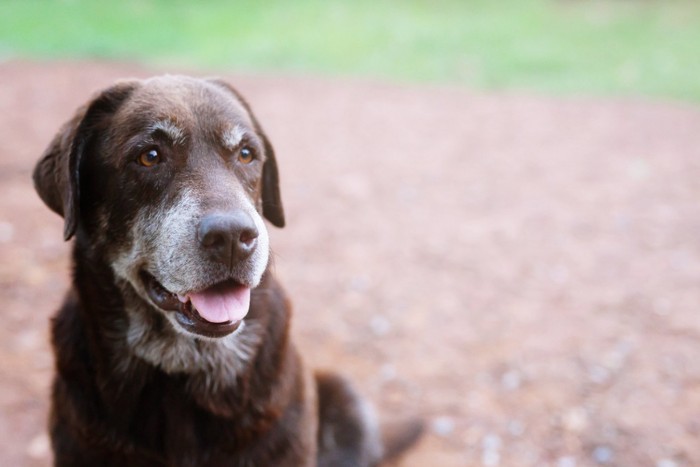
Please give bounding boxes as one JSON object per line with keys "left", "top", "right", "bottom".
{"left": 176, "top": 293, "right": 188, "bottom": 303}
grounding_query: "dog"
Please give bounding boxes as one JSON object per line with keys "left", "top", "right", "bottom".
{"left": 32, "top": 76, "right": 422, "bottom": 466}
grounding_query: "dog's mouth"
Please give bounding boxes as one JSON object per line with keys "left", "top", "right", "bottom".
{"left": 140, "top": 271, "right": 250, "bottom": 338}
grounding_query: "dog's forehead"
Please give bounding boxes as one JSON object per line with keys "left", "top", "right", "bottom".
{"left": 114, "top": 76, "right": 254, "bottom": 132}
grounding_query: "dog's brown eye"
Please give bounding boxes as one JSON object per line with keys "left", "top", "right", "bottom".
{"left": 238, "top": 147, "right": 254, "bottom": 164}
{"left": 138, "top": 149, "right": 161, "bottom": 167}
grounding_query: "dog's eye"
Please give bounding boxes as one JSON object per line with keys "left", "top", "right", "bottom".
{"left": 137, "top": 149, "right": 161, "bottom": 168}
{"left": 238, "top": 147, "right": 255, "bottom": 164}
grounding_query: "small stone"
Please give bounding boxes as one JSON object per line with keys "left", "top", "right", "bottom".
{"left": 481, "top": 434, "right": 502, "bottom": 466}
{"left": 562, "top": 407, "right": 588, "bottom": 432}
{"left": 431, "top": 416, "right": 455, "bottom": 437}
{"left": 482, "top": 449, "right": 500, "bottom": 467}
{"left": 482, "top": 434, "right": 502, "bottom": 451}
{"left": 337, "top": 174, "right": 371, "bottom": 199}
{"left": 14, "top": 329, "right": 41, "bottom": 351}
{"left": 501, "top": 370, "right": 522, "bottom": 391}
{"left": 349, "top": 275, "right": 369, "bottom": 292}
{"left": 588, "top": 365, "right": 610, "bottom": 384}
{"left": 592, "top": 445, "right": 614, "bottom": 465}
{"left": 398, "top": 185, "right": 418, "bottom": 202}
{"left": 379, "top": 364, "right": 397, "bottom": 381}
{"left": 369, "top": 315, "right": 391, "bottom": 336}
{"left": 603, "top": 340, "right": 633, "bottom": 371}
{"left": 507, "top": 419, "right": 525, "bottom": 437}
{"left": 549, "top": 264, "right": 570, "bottom": 284}
{"left": 653, "top": 298, "right": 672, "bottom": 316}
{"left": 656, "top": 460, "right": 678, "bottom": 467}
{"left": 557, "top": 456, "right": 577, "bottom": 467}
{"left": 627, "top": 158, "right": 651, "bottom": 181}
{"left": 26, "top": 433, "right": 50, "bottom": 459}
{"left": 0, "top": 221, "right": 14, "bottom": 243}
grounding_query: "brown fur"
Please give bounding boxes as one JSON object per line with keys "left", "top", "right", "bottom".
{"left": 33, "top": 76, "right": 422, "bottom": 466}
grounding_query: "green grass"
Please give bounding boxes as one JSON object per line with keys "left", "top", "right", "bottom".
{"left": 1, "top": 0, "right": 699, "bottom": 101}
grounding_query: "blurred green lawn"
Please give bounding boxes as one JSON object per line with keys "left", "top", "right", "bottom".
{"left": 1, "top": 0, "right": 699, "bottom": 101}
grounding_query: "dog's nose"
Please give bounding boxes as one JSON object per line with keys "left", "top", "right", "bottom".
{"left": 198, "top": 211, "right": 259, "bottom": 265}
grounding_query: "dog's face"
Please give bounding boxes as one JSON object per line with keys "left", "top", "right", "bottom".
{"left": 34, "top": 76, "right": 285, "bottom": 340}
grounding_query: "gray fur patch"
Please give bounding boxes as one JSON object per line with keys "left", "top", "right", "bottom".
{"left": 149, "top": 119, "right": 187, "bottom": 146}
{"left": 109, "top": 185, "right": 270, "bottom": 381}
{"left": 123, "top": 294, "right": 262, "bottom": 389}
{"left": 221, "top": 124, "right": 245, "bottom": 151}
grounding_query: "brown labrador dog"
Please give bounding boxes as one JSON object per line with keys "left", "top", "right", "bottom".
{"left": 33, "top": 76, "right": 422, "bottom": 466}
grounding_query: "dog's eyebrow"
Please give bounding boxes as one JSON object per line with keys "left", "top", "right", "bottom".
{"left": 220, "top": 125, "right": 246, "bottom": 151}
{"left": 148, "top": 120, "right": 186, "bottom": 146}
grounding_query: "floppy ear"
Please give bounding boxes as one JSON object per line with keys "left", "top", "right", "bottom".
{"left": 33, "top": 81, "right": 138, "bottom": 240}
{"left": 258, "top": 129, "right": 285, "bottom": 228}
{"left": 207, "top": 79, "right": 285, "bottom": 228}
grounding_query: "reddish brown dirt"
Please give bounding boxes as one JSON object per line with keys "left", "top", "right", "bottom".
{"left": 1, "top": 61, "right": 699, "bottom": 467}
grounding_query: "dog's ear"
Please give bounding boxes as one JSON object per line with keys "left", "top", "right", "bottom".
{"left": 258, "top": 128, "right": 285, "bottom": 228}
{"left": 33, "top": 81, "right": 139, "bottom": 240}
{"left": 207, "top": 79, "right": 285, "bottom": 228}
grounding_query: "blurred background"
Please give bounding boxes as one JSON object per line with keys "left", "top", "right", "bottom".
{"left": 1, "top": 1, "right": 699, "bottom": 466}
{"left": 2, "top": 0, "right": 700, "bottom": 100}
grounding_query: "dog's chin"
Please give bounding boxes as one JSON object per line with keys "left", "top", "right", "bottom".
{"left": 139, "top": 271, "right": 249, "bottom": 339}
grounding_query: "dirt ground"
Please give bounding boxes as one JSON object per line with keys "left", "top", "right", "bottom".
{"left": 1, "top": 61, "right": 699, "bottom": 467}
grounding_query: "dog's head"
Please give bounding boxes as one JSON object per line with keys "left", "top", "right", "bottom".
{"left": 34, "top": 76, "right": 284, "bottom": 339}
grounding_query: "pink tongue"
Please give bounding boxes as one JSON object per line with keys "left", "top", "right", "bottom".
{"left": 188, "top": 282, "right": 251, "bottom": 324}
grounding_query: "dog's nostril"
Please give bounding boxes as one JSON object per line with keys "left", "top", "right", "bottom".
{"left": 239, "top": 228, "right": 258, "bottom": 248}
{"left": 200, "top": 228, "right": 225, "bottom": 248}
